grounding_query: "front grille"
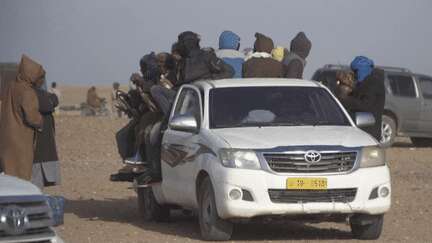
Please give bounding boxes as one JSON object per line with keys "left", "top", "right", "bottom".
{"left": 264, "top": 151, "right": 357, "bottom": 173}
{"left": 268, "top": 188, "right": 357, "bottom": 203}
{"left": 0, "top": 195, "right": 54, "bottom": 239}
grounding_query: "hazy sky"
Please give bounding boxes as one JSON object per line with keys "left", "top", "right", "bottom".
{"left": 1, "top": 0, "right": 431, "bottom": 85}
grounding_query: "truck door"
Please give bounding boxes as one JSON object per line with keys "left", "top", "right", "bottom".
{"left": 386, "top": 73, "right": 422, "bottom": 133}
{"left": 417, "top": 76, "right": 432, "bottom": 135}
{"left": 161, "top": 86, "right": 203, "bottom": 207}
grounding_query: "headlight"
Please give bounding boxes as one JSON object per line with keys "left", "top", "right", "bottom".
{"left": 46, "top": 196, "right": 65, "bottom": 226}
{"left": 219, "top": 149, "right": 261, "bottom": 170}
{"left": 359, "top": 146, "right": 386, "bottom": 168}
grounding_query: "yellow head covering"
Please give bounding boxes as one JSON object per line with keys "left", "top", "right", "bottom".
{"left": 271, "top": 46, "right": 285, "bottom": 62}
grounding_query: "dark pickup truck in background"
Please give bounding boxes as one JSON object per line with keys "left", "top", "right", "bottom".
{"left": 312, "top": 64, "right": 432, "bottom": 147}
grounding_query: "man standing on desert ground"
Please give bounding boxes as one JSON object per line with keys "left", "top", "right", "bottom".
{"left": 111, "top": 82, "right": 122, "bottom": 118}
{"left": 0, "top": 55, "right": 43, "bottom": 180}
{"left": 49, "top": 82, "right": 61, "bottom": 115}
{"left": 33, "top": 77, "right": 61, "bottom": 188}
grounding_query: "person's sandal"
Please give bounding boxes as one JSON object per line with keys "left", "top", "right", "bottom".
{"left": 109, "top": 172, "right": 135, "bottom": 182}
{"left": 136, "top": 172, "right": 162, "bottom": 185}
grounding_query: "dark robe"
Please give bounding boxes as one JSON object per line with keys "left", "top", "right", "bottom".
{"left": 341, "top": 69, "right": 386, "bottom": 141}
{"left": 34, "top": 88, "right": 59, "bottom": 163}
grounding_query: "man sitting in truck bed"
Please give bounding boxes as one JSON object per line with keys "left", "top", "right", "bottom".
{"left": 141, "top": 31, "right": 234, "bottom": 184}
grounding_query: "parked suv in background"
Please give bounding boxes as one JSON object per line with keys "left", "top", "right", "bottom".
{"left": 312, "top": 64, "right": 432, "bottom": 147}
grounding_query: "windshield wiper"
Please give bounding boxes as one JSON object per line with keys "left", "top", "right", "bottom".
{"left": 237, "top": 122, "right": 308, "bottom": 128}
{"left": 239, "top": 122, "right": 274, "bottom": 128}
{"left": 312, "top": 120, "right": 334, "bottom": 126}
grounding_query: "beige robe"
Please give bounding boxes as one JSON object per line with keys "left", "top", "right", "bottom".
{"left": 0, "top": 55, "right": 44, "bottom": 180}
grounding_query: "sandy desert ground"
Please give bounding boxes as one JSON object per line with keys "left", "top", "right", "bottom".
{"left": 44, "top": 86, "right": 432, "bottom": 243}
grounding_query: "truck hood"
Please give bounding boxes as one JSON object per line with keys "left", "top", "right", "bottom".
{"left": 0, "top": 174, "right": 42, "bottom": 196}
{"left": 211, "top": 126, "right": 377, "bottom": 149}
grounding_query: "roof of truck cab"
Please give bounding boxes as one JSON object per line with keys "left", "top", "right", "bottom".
{"left": 195, "top": 78, "right": 321, "bottom": 89}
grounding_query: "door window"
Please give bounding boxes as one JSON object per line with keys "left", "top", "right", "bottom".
{"left": 388, "top": 74, "right": 417, "bottom": 98}
{"left": 173, "top": 88, "right": 201, "bottom": 123}
{"left": 419, "top": 77, "right": 432, "bottom": 99}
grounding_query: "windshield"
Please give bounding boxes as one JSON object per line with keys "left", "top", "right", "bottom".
{"left": 209, "top": 86, "right": 351, "bottom": 129}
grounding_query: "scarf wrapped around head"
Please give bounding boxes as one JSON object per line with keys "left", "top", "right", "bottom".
{"left": 16, "top": 55, "right": 46, "bottom": 86}
{"left": 290, "top": 32, "right": 311, "bottom": 59}
{"left": 271, "top": 46, "right": 285, "bottom": 62}
{"left": 140, "top": 52, "right": 160, "bottom": 81}
{"left": 253, "top": 33, "right": 274, "bottom": 54}
{"left": 350, "top": 56, "right": 374, "bottom": 82}
{"left": 219, "top": 30, "right": 241, "bottom": 50}
{"left": 177, "top": 31, "right": 201, "bottom": 57}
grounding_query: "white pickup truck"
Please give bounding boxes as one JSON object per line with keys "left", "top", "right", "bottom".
{"left": 0, "top": 175, "right": 63, "bottom": 243}
{"left": 137, "top": 78, "right": 391, "bottom": 241}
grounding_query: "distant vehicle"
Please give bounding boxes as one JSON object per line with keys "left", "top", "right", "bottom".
{"left": 0, "top": 174, "right": 64, "bottom": 243}
{"left": 312, "top": 64, "right": 432, "bottom": 147}
{"left": 80, "top": 99, "right": 110, "bottom": 117}
{"left": 0, "top": 63, "right": 18, "bottom": 102}
{"left": 132, "top": 79, "right": 391, "bottom": 241}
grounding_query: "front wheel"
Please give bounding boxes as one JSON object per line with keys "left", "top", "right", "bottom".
{"left": 410, "top": 137, "right": 432, "bottom": 147}
{"left": 380, "top": 115, "right": 396, "bottom": 147}
{"left": 137, "top": 187, "right": 170, "bottom": 222}
{"left": 350, "top": 214, "right": 384, "bottom": 240}
{"left": 198, "top": 177, "right": 233, "bottom": 241}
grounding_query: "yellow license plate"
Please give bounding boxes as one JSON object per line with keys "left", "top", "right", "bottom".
{"left": 286, "top": 178, "right": 327, "bottom": 190}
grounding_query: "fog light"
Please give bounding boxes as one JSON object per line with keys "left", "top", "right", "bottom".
{"left": 229, "top": 189, "right": 242, "bottom": 200}
{"left": 379, "top": 187, "right": 390, "bottom": 197}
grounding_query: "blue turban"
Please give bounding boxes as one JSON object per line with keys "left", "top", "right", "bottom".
{"left": 219, "top": 31, "right": 241, "bottom": 50}
{"left": 350, "top": 56, "right": 374, "bottom": 82}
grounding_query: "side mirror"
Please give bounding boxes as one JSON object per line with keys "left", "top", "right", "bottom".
{"left": 169, "top": 115, "right": 199, "bottom": 133}
{"left": 355, "top": 112, "right": 376, "bottom": 128}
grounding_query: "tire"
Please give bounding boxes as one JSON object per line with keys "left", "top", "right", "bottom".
{"left": 350, "top": 214, "right": 384, "bottom": 240}
{"left": 198, "top": 177, "right": 233, "bottom": 241}
{"left": 380, "top": 115, "right": 396, "bottom": 148}
{"left": 137, "top": 187, "right": 170, "bottom": 222}
{"left": 410, "top": 137, "right": 432, "bottom": 147}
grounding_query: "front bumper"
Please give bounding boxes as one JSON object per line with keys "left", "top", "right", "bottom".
{"left": 0, "top": 228, "right": 63, "bottom": 243}
{"left": 211, "top": 164, "right": 391, "bottom": 219}
{"left": 0, "top": 236, "right": 63, "bottom": 243}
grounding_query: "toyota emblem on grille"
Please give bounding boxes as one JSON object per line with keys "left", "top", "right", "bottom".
{"left": 0, "top": 205, "right": 29, "bottom": 235}
{"left": 304, "top": 150, "right": 322, "bottom": 163}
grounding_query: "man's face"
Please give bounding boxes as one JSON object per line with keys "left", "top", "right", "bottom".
{"left": 157, "top": 55, "right": 167, "bottom": 74}
{"left": 353, "top": 69, "right": 359, "bottom": 81}
{"left": 34, "top": 75, "right": 45, "bottom": 88}
{"left": 172, "top": 51, "right": 182, "bottom": 62}
{"left": 140, "top": 65, "right": 146, "bottom": 76}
